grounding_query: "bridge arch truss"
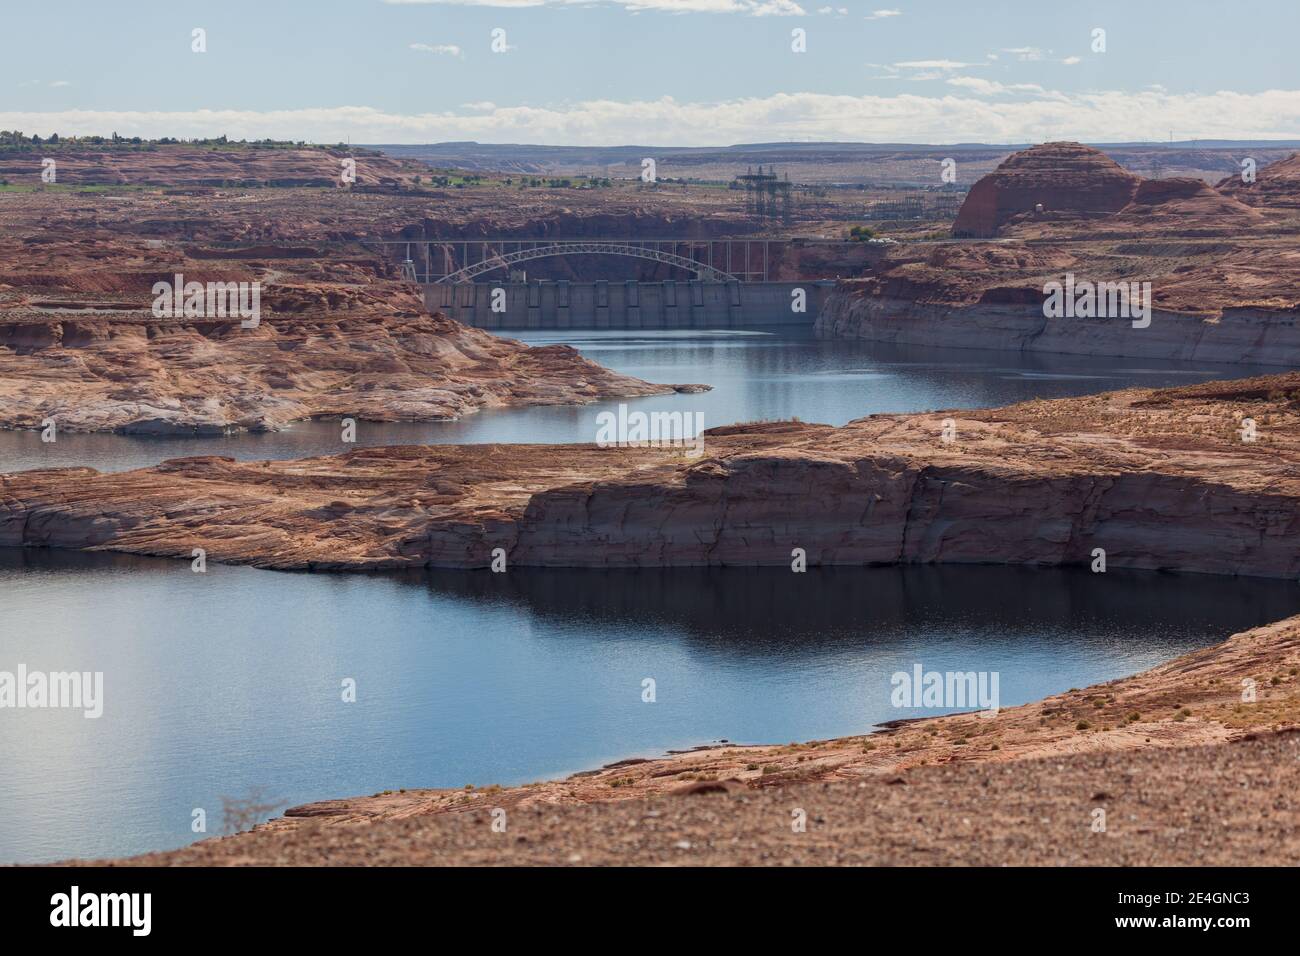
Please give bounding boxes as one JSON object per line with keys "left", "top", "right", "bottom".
{"left": 434, "top": 240, "right": 740, "bottom": 284}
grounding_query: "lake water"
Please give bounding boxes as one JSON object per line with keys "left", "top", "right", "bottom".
{"left": 0, "top": 328, "right": 1278, "bottom": 472}
{"left": 1, "top": 327, "right": 1290, "bottom": 863}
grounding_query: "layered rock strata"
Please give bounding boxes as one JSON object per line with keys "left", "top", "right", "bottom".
{"left": 951, "top": 142, "right": 1142, "bottom": 239}
{"left": 823, "top": 144, "right": 1300, "bottom": 364}
{"left": 0, "top": 311, "right": 675, "bottom": 434}
{"left": 3, "top": 374, "right": 1298, "bottom": 577}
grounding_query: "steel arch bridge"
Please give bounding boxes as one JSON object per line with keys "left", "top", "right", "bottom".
{"left": 436, "top": 240, "right": 739, "bottom": 284}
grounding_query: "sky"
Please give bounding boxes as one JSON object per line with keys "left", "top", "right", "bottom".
{"left": 2, "top": 0, "right": 1298, "bottom": 146}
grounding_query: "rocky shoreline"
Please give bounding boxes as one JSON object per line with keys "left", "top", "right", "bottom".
{"left": 817, "top": 143, "right": 1300, "bottom": 366}
{"left": 4, "top": 372, "right": 1297, "bottom": 576}
{"left": 0, "top": 159, "right": 763, "bottom": 438}
{"left": 816, "top": 290, "right": 1300, "bottom": 366}
{"left": 0, "top": 311, "right": 678, "bottom": 435}
{"left": 76, "top": 611, "right": 1300, "bottom": 865}
{"left": 10, "top": 366, "right": 1300, "bottom": 864}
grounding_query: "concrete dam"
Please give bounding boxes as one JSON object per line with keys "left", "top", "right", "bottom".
{"left": 424, "top": 279, "right": 835, "bottom": 330}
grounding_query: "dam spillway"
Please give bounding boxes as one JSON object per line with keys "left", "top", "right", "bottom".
{"left": 424, "top": 280, "right": 835, "bottom": 330}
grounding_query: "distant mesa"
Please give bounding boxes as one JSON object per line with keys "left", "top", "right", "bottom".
{"left": 1217, "top": 152, "right": 1300, "bottom": 210}
{"left": 1117, "top": 176, "right": 1265, "bottom": 228}
{"left": 1127, "top": 176, "right": 1216, "bottom": 205}
{"left": 952, "top": 142, "right": 1141, "bottom": 238}
{"left": 0, "top": 142, "right": 425, "bottom": 190}
{"left": 952, "top": 142, "right": 1290, "bottom": 238}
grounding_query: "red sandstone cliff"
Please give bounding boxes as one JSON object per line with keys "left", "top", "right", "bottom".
{"left": 825, "top": 142, "right": 1300, "bottom": 362}
{"left": 951, "top": 142, "right": 1141, "bottom": 238}
{"left": 1111, "top": 176, "right": 1266, "bottom": 232}
{"left": 3, "top": 373, "right": 1298, "bottom": 578}
{"left": 1217, "top": 152, "right": 1300, "bottom": 211}
{"left": 0, "top": 166, "right": 739, "bottom": 433}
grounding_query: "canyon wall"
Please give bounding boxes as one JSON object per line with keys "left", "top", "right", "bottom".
{"left": 4, "top": 374, "right": 1298, "bottom": 580}
{"left": 815, "top": 287, "right": 1300, "bottom": 366}
{"left": 430, "top": 428, "right": 1300, "bottom": 579}
{"left": 830, "top": 144, "right": 1299, "bottom": 365}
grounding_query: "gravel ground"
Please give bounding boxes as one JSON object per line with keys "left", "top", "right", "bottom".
{"left": 92, "top": 731, "right": 1300, "bottom": 866}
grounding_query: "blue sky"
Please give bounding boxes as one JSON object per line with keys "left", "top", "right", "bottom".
{"left": 2, "top": 0, "right": 1298, "bottom": 144}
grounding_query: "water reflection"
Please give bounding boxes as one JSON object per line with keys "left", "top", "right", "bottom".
{"left": 3, "top": 547, "right": 1296, "bottom": 863}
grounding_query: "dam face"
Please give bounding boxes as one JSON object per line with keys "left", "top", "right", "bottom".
{"left": 424, "top": 280, "right": 834, "bottom": 330}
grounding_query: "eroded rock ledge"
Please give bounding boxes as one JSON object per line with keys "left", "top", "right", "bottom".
{"left": 3, "top": 373, "right": 1298, "bottom": 577}
{"left": 0, "top": 175, "right": 729, "bottom": 436}
{"left": 819, "top": 144, "right": 1300, "bottom": 365}
{"left": 0, "top": 311, "right": 676, "bottom": 435}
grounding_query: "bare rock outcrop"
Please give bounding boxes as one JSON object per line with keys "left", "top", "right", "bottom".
{"left": 3, "top": 374, "right": 1298, "bottom": 578}
{"left": 952, "top": 142, "right": 1141, "bottom": 238}
{"left": 0, "top": 167, "right": 717, "bottom": 434}
{"left": 0, "top": 312, "right": 674, "bottom": 434}
{"left": 1115, "top": 176, "right": 1266, "bottom": 231}
{"left": 823, "top": 141, "right": 1300, "bottom": 362}
{"left": 1217, "top": 152, "right": 1300, "bottom": 211}
{"left": 0, "top": 145, "right": 426, "bottom": 189}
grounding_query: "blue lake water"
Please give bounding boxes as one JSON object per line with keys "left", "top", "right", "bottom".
{"left": 0, "top": 328, "right": 1278, "bottom": 473}
{"left": 1, "top": 327, "right": 1291, "bottom": 863}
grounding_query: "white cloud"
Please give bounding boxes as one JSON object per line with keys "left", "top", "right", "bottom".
{"left": 946, "top": 77, "right": 1045, "bottom": 96}
{"left": 1061, "top": 56, "right": 1081, "bottom": 66}
{"left": 50, "top": 80, "right": 73, "bottom": 87}
{"left": 1001, "top": 46, "right": 1046, "bottom": 61}
{"left": 386, "top": 0, "right": 542, "bottom": 5}
{"left": 6, "top": 89, "right": 1299, "bottom": 145}
{"left": 864, "top": 7, "right": 900, "bottom": 18}
{"left": 410, "top": 43, "right": 463, "bottom": 57}
{"left": 384, "top": 0, "right": 806, "bottom": 13}
{"left": 893, "top": 59, "right": 974, "bottom": 71}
